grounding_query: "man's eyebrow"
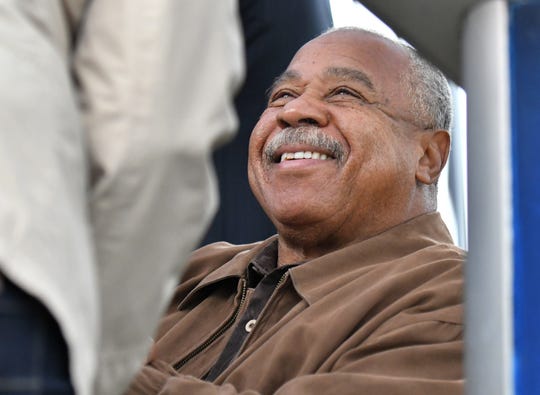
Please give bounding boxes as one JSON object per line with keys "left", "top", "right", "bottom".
{"left": 266, "top": 70, "right": 302, "bottom": 98}
{"left": 324, "top": 67, "right": 375, "bottom": 91}
{"left": 265, "top": 67, "right": 375, "bottom": 98}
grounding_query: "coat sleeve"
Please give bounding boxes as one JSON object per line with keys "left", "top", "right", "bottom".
{"left": 73, "top": 1, "right": 244, "bottom": 394}
{"left": 126, "top": 320, "right": 463, "bottom": 395}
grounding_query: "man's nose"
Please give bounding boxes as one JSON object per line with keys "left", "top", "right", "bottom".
{"left": 276, "top": 95, "right": 329, "bottom": 128}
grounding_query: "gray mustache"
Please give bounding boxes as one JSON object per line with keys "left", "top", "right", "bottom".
{"left": 263, "top": 126, "right": 345, "bottom": 165}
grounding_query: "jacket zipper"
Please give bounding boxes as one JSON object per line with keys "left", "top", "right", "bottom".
{"left": 275, "top": 271, "right": 288, "bottom": 290}
{"left": 173, "top": 277, "right": 248, "bottom": 370}
{"left": 238, "top": 271, "right": 289, "bottom": 352}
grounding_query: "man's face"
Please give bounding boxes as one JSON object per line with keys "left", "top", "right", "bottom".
{"left": 248, "top": 31, "right": 429, "bottom": 249}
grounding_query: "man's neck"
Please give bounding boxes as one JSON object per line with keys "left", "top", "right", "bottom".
{"left": 274, "top": 208, "right": 436, "bottom": 266}
{"left": 275, "top": 229, "right": 357, "bottom": 266}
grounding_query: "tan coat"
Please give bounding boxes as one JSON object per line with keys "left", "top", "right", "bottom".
{"left": 129, "top": 212, "right": 465, "bottom": 394}
{"left": 0, "top": 1, "right": 243, "bottom": 393}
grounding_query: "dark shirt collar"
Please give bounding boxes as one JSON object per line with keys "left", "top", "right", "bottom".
{"left": 246, "top": 240, "right": 303, "bottom": 288}
{"left": 251, "top": 239, "right": 279, "bottom": 274}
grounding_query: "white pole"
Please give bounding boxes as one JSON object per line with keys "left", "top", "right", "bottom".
{"left": 463, "top": 1, "right": 513, "bottom": 395}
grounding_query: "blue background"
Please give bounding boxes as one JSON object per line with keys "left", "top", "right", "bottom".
{"left": 510, "top": 1, "right": 540, "bottom": 394}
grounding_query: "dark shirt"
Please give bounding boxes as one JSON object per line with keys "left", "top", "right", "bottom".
{"left": 206, "top": 241, "right": 297, "bottom": 380}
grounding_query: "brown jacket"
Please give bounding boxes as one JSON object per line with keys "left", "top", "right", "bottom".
{"left": 128, "top": 212, "right": 465, "bottom": 394}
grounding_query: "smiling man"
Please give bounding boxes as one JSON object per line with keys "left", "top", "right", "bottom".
{"left": 127, "top": 27, "right": 465, "bottom": 395}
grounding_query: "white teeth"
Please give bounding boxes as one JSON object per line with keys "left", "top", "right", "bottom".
{"left": 279, "top": 151, "right": 330, "bottom": 162}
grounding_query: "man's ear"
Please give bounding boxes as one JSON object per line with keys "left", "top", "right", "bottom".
{"left": 415, "top": 130, "right": 451, "bottom": 185}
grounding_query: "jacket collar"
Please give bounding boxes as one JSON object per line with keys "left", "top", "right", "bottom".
{"left": 288, "top": 212, "right": 458, "bottom": 305}
{"left": 178, "top": 236, "right": 278, "bottom": 309}
{"left": 181, "top": 212, "right": 456, "bottom": 308}
{"left": 199, "top": 236, "right": 278, "bottom": 285}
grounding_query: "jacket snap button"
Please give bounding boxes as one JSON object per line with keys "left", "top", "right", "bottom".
{"left": 245, "top": 319, "right": 257, "bottom": 333}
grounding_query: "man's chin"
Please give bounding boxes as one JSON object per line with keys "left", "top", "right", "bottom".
{"left": 271, "top": 209, "right": 329, "bottom": 232}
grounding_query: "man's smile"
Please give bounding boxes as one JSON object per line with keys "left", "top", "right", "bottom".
{"left": 264, "top": 142, "right": 339, "bottom": 172}
{"left": 263, "top": 126, "right": 345, "bottom": 166}
{"left": 268, "top": 148, "right": 338, "bottom": 173}
{"left": 279, "top": 150, "right": 332, "bottom": 162}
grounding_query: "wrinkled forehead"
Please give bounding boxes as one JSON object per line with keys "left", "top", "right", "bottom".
{"left": 285, "top": 30, "right": 412, "bottom": 104}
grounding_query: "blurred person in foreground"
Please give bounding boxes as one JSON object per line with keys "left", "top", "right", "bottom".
{"left": 0, "top": 1, "right": 243, "bottom": 394}
{"left": 127, "top": 27, "right": 465, "bottom": 395}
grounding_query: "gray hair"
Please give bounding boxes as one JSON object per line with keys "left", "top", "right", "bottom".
{"left": 322, "top": 27, "right": 453, "bottom": 131}
{"left": 403, "top": 45, "right": 453, "bottom": 131}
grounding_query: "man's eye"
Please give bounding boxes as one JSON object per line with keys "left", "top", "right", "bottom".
{"left": 330, "top": 87, "right": 368, "bottom": 102}
{"left": 336, "top": 88, "right": 353, "bottom": 95}
{"left": 269, "top": 90, "right": 295, "bottom": 105}
{"left": 274, "top": 92, "right": 291, "bottom": 99}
